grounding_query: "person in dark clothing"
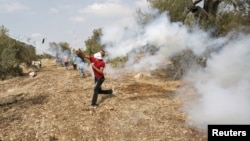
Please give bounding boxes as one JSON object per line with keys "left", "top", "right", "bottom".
{"left": 77, "top": 49, "right": 113, "bottom": 108}
{"left": 71, "top": 51, "right": 77, "bottom": 70}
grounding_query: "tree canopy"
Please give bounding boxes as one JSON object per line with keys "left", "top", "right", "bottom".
{"left": 0, "top": 25, "right": 37, "bottom": 79}
{"left": 147, "top": 0, "right": 250, "bottom": 35}
{"left": 84, "top": 28, "right": 105, "bottom": 55}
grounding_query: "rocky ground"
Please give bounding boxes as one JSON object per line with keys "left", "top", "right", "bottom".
{"left": 0, "top": 59, "right": 207, "bottom": 141}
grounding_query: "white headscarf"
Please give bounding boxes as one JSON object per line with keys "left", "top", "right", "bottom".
{"left": 94, "top": 52, "right": 102, "bottom": 60}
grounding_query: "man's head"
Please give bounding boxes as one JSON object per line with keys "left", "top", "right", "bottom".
{"left": 94, "top": 52, "right": 103, "bottom": 60}
{"left": 94, "top": 50, "right": 106, "bottom": 60}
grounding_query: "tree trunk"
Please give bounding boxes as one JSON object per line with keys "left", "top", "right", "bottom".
{"left": 203, "top": 0, "right": 221, "bottom": 16}
{"left": 188, "top": 0, "right": 222, "bottom": 19}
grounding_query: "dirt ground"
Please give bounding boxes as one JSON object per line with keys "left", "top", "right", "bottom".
{"left": 0, "top": 59, "right": 207, "bottom": 141}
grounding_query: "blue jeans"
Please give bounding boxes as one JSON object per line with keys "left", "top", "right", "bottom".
{"left": 78, "top": 63, "right": 84, "bottom": 75}
{"left": 91, "top": 77, "right": 112, "bottom": 106}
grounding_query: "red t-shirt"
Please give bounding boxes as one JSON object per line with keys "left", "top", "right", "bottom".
{"left": 89, "top": 56, "right": 105, "bottom": 78}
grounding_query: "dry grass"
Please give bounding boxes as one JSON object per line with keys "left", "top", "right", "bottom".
{"left": 0, "top": 59, "right": 207, "bottom": 141}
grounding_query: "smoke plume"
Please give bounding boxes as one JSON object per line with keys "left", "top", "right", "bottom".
{"left": 185, "top": 33, "right": 250, "bottom": 129}
{"left": 101, "top": 11, "right": 250, "bottom": 130}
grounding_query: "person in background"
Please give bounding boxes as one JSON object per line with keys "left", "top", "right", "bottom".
{"left": 38, "top": 60, "right": 42, "bottom": 69}
{"left": 71, "top": 50, "right": 77, "bottom": 70}
{"left": 77, "top": 49, "right": 114, "bottom": 109}
{"left": 76, "top": 55, "right": 85, "bottom": 77}
{"left": 31, "top": 60, "right": 36, "bottom": 69}
{"left": 55, "top": 53, "right": 62, "bottom": 66}
{"left": 63, "top": 55, "right": 69, "bottom": 70}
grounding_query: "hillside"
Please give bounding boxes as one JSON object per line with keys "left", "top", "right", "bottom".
{"left": 0, "top": 59, "right": 206, "bottom": 141}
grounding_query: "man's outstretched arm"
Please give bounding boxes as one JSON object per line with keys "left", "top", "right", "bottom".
{"left": 76, "top": 49, "right": 90, "bottom": 60}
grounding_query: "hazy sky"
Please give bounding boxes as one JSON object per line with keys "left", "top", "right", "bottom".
{"left": 0, "top": 0, "right": 148, "bottom": 49}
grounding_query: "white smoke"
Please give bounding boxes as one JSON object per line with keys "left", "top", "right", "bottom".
{"left": 48, "top": 43, "right": 70, "bottom": 58}
{"left": 185, "top": 33, "right": 250, "bottom": 128}
{"left": 102, "top": 12, "right": 228, "bottom": 72}
{"left": 101, "top": 11, "right": 250, "bottom": 130}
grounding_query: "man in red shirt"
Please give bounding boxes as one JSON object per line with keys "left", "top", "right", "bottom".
{"left": 78, "top": 49, "right": 113, "bottom": 108}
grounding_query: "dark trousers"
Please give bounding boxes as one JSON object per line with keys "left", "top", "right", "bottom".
{"left": 73, "top": 64, "right": 77, "bottom": 70}
{"left": 91, "top": 77, "right": 112, "bottom": 106}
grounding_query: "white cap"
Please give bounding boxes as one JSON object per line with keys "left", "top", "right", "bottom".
{"left": 94, "top": 52, "right": 102, "bottom": 60}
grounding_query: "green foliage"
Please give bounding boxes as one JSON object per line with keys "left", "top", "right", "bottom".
{"left": 84, "top": 28, "right": 105, "bottom": 55}
{"left": 37, "top": 53, "right": 53, "bottom": 59}
{"left": 49, "top": 41, "right": 71, "bottom": 59}
{"left": 106, "top": 56, "right": 128, "bottom": 67}
{"left": 59, "top": 42, "right": 71, "bottom": 51}
{"left": 49, "top": 41, "right": 71, "bottom": 52}
{"left": 215, "top": 12, "right": 244, "bottom": 35}
{"left": 147, "top": 0, "right": 192, "bottom": 22}
{"left": 146, "top": 0, "right": 250, "bottom": 35}
{"left": 214, "top": 2, "right": 250, "bottom": 35}
{"left": 0, "top": 26, "right": 38, "bottom": 79}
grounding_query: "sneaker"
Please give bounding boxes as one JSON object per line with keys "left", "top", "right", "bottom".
{"left": 89, "top": 105, "right": 97, "bottom": 109}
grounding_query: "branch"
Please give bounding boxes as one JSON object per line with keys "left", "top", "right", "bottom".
{"left": 194, "top": 0, "right": 202, "bottom": 6}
